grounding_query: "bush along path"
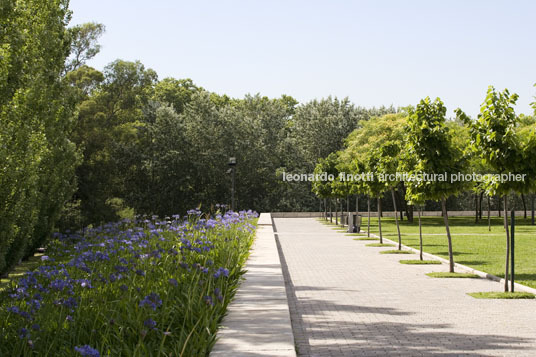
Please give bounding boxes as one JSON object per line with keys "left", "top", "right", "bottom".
{"left": 0, "top": 210, "right": 257, "bottom": 357}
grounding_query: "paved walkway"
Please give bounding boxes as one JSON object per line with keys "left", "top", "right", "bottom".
{"left": 211, "top": 214, "right": 295, "bottom": 356}
{"left": 274, "top": 218, "right": 536, "bottom": 357}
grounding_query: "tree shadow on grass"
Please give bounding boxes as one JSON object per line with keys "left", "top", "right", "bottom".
{"left": 436, "top": 251, "right": 472, "bottom": 256}
{"left": 456, "top": 260, "right": 488, "bottom": 266}
{"left": 512, "top": 273, "right": 536, "bottom": 286}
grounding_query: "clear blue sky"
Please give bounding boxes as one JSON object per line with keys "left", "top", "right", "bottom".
{"left": 69, "top": 0, "right": 536, "bottom": 117}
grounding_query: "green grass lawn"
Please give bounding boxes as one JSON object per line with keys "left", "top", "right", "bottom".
{"left": 355, "top": 215, "right": 536, "bottom": 289}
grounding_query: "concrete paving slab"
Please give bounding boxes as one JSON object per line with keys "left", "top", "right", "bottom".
{"left": 210, "top": 213, "right": 296, "bottom": 357}
{"left": 275, "top": 217, "right": 536, "bottom": 357}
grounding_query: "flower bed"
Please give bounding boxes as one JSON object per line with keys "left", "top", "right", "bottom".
{"left": 0, "top": 210, "right": 258, "bottom": 356}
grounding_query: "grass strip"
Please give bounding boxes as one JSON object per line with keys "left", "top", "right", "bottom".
{"left": 380, "top": 250, "right": 413, "bottom": 254}
{"left": 426, "top": 272, "right": 480, "bottom": 278}
{"left": 467, "top": 291, "right": 535, "bottom": 299}
{"left": 366, "top": 243, "right": 395, "bottom": 247}
{"left": 399, "top": 259, "right": 442, "bottom": 265}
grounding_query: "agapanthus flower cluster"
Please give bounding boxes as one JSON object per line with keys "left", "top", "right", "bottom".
{"left": 0, "top": 208, "right": 258, "bottom": 356}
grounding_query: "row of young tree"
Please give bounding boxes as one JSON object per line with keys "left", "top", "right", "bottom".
{"left": 313, "top": 88, "right": 536, "bottom": 291}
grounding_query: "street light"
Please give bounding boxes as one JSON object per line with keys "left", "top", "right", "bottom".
{"left": 228, "top": 157, "right": 236, "bottom": 211}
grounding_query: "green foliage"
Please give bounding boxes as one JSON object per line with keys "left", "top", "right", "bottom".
{"left": 456, "top": 86, "right": 525, "bottom": 195}
{"left": 65, "top": 22, "right": 105, "bottom": 72}
{"left": 0, "top": 213, "right": 257, "bottom": 356}
{"left": 405, "top": 97, "right": 468, "bottom": 203}
{"left": 312, "top": 154, "right": 339, "bottom": 199}
{"left": 153, "top": 77, "right": 200, "bottom": 114}
{"left": 340, "top": 113, "right": 408, "bottom": 198}
{"left": 71, "top": 60, "right": 158, "bottom": 225}
{"left": 0, "top": 0, "right": 77, "bottom": 274}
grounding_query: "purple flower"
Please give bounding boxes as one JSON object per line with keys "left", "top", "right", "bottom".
{"left": 49, "top": 279, "right": 72, "bottom": 291}
{"left": 18, "top": 328, "right": 30, "bottom": 339}
{"left": 78, "top": 279, "right": 92, "bottom": 288}
{"left": 54, "top": 297, "right": 78, "bottom": 310}
{"left": 213, "top": 267, "right": 229, "bottom": 279}
{"left": 168, "top": 278, "right": 178, "bottom": 287}
{"left": 203, "top": 295, "right": 214, "bottom": 306}
{"left": 7, "top": 306, "right": 31, "bottom": 319}
{"left": 143, "top": 318, "right": 157, "bottom": 330}
{"left": 139, "top": 293, "right": 162, "bottom": 311}
{"left": 7, "top": 306, "right": 21, "bottom": 314}
{"left": 114, "top": 265, "right": 129, "bottom": 273}
{"left": 74, "top": 345, "right": 100, "bottom": 357}
{"left": 187, "top": 209, "right": 202, "bottom": 216}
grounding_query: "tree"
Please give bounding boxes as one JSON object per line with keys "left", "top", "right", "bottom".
{"left": 406, "top": 97, "right": 468, "bottom": 273}
{"left": 71, "top": 60, "right": 158, "bottom": 225}
{"left": 291, "top": 97, "right": 365, "bottom": 170}
{"left": 0, "top": 0, "right": 77, "bottom": 274}
{"left": 65, "top": 22, "right": 105, "bottom": 72}
{"left": 312, "top": 153, "right": 340, "bottom": 221}
{"left": 457, "top": 87, "right": 528, "bottom": 291}
{"left": 343, "top": 113, "right": 408, "bottom": 245}
{"left": 153, "top": 78, "right": 200, "bottom": 114}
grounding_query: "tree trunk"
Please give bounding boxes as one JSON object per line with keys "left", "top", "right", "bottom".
{"left": 487, "top": 195, "right": 491, "bottom": 232}
{"left": 498, "top": 195, "right": 501, "bottom": 217}
{"left": 504, "top": 195, "right": 510, "bottom": 292}
{"left": 406, "top": 204, "right": 414, "bottom": 223}
{"left": 441, "top": 198, "right": 455, "bottom": 273}
{"left": 346, "top": 195, "right": 350, "bottom": 227}
{"left": 530, "top": 193, "right": 534, "bottom": 225}
{"left": 391, "top": 189, "right": 402, "bottom": 250}
{"left": 378, "top": 197, "right": 383, "bottom": 244}
{"left": 341, "top": 198, "right": 344, "bottom": 226}
{"left": 522, "top": 193, "right": 527, "bottom": 219}
{"left": 336, "top": 200, "right": 339, "bottom": 225}
{"left": 479, "top": 192, "right": 484, "bottom": 220}
{"left": 367, "top": 196, "right": 371, "bottom": 237}
{"left": 379, "top": 196, "right": 383, "bottom": 217}
{"left": 394, "top": 189, "right": 403, "bottom": 221}
{"left": 330, "top": 199, "right": 333, "bottom": 223}
{"left": 475, "top": 193, "right": 478, "bottom": 223}
{"left": 418, "top": 207, "right": 423, "bottom": 260}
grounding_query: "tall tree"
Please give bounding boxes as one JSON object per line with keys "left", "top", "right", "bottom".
{"left": 343, "top": 113, "right": 408, "bottom": 245}
{"left": 72, "top": 60, "right": 158, "bottom": 224}
{"left": 65, "top": 22, "right": 105, "bottom": 72}
{"left": 457, "top": 86, "right": 528, "bottom": 291}
{"left": 0, "top": 0, "right": 77, "bottom": 273}
{"left": 406, "top": 97, "right": 467, "bottom": 273}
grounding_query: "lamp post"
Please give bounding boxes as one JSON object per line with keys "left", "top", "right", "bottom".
{"left": 228, "top": 157, "right": 236, "bottom": 211}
